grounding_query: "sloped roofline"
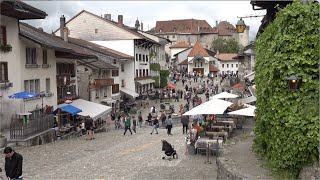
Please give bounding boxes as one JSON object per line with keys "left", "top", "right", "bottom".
{"left": 53, "top": 10, "right": 142, "bottom": 40}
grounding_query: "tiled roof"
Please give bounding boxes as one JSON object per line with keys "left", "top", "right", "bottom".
{"left": 187, "top": 42, "right": 209, "bottom": 57}
{"left": 68, "top": 38, "right": 134, "bottom": 60}
{"left": 155, "top": 19, "right": 216, "bottom": 34}
{"left": 170, "top": 42, "right": 191, "bottom": 49}
{"left": 216, "top": 21, "right": 236, "bottom": 36}
{"left": 19, "top": 22, "right": 96, "bottom": 59}
{"left": 178, "top": 59, "right": 188, "bottom": 65}
{"left": 134, "top": 76, "right": 153, "bottom": 81}
{"left": 0, "top": 0, "right": 47, "bottom": 20}
{"left": 209, "top": 64, "right": 219, "bottom": 72}
{"left": 215, "top": 53, "right": 238, "bottom": 61}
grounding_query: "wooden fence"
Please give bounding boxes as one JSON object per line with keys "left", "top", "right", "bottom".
{"left": 10, "top": 114, "right": 54, "bottom": 140}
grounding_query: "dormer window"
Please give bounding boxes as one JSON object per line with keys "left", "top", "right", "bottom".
{"left": 159, "top": 29, "right": 162, "bottom": 32}
{"left": 173, "top": 28, "right": 176, "bottom": 32}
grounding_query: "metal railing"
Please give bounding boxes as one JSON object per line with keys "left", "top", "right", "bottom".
{"left": 10, "top": 114, "right": 54, "bottom": 140}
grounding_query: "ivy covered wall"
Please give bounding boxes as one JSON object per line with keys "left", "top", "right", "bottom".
{"left": 254, "top": 1, "right": 319, "bottom": 177}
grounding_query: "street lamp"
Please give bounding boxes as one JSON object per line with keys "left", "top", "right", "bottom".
{"left": 236, "top": 15, "right": 265, "bottom": 33}
{"left": 285, "top": 74, "right": 302, "bottom": 91}
{"left": 236, "top": 18, "right": 246, "bottom": 33}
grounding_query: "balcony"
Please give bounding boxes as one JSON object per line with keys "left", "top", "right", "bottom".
{"left": 42, "top": 64, "right": 51, "bottom": 68}
{"left": 94, "top": 78, "right": 114, "bottom": 88}
{"left": 0, "top": 81, "right": 13, "bottom": 89}
{"left": 25, "top": 64, "right": 41, "bottom": 68}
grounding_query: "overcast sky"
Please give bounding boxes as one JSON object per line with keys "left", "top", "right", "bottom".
{"left": 23, "top": 1, "right": 265, "bottom": 41}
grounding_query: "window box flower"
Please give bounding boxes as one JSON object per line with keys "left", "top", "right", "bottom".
{"left": 0, "top": 44, "right": 12, "bottom": 53}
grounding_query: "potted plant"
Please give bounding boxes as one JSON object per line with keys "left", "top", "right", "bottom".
{"left": 0, "top": 44, "right": 12, "bottom": 53}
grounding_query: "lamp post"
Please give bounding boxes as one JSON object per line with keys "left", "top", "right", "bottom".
{"left": 285, "top": 74, "right": 302, "bottom": 91}
{"left": 236, "top": 15, "right": 265, "bottom": 33}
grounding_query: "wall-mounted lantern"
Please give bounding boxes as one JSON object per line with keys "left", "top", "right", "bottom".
{"left": 285, "top": 74, "right": 302, "bottom": 91}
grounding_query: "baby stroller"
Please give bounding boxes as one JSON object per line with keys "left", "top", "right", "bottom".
{"left": 161, "top": 140, "right": 178, "bottom": 160}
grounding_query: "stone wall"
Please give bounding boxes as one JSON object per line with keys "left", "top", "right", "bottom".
{"left": 11, "top": 129, "right": 56, "bottom": 147}
{"left": 216, "top": 157, "right": 255, "bottom": 180}
{"left": 299, "top": 161, "right": 320, "bottom": 180}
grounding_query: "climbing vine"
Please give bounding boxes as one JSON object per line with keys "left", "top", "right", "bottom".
{"left": 254, "top": 1, "right": 319, "bottom": 177}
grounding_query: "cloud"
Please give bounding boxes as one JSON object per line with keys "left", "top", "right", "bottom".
{"left": 23, "top": 1, "right": 264, "bottom": 40}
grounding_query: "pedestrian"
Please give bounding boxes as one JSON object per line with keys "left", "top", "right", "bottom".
{"left": 91, "top": 119, "right": 95, "bottom": 139}
{"left": 85, "top": 116, "right": 93, "bottom": 140}
{"left": 181, "top": 115, "right": 190, "bottom": 134}
{"left": 123, "top": 114, "right": 133, "bottom": 135}
{"left": 138, "top": 113, "right": 143, "bottom": 128}
{"left": 132, "top": 116, "right": 137, "bottom": 133}
{"left": 160, "top": 111, "right": 166, "bottom": 128}
{"left": 150, "top": 116, "right": 159, "bottom": 134}
{"left": 4, "top": 147, "right": 23, "bottom": 180}
{"left": 205, "top": 91, "right": 210, "bottom": 101}
{"left": 165, "top": 115, "right": 173, "bottom": 135}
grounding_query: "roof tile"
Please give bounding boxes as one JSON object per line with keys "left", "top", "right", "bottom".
{"left": 187, "top": 41, "right": 209, "bottom": 57}
{"left": 209, "top": 64, "right": 219, "bottom": 72}
{"left": 169, "top": 42, "right": 191, "bottom": 49}
{"left": 155, "top": 19, "right": 215, "bottom": 34}
{"left": 215, "top": 53, "right": 238, "bottom": 61}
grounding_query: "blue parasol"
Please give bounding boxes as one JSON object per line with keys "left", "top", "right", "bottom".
{"left": 8, "top": 91, "right": 39, "bottom": 99}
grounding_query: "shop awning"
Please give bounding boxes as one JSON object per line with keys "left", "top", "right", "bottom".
{"left": 120, "top": 87, "right": 139, "bottom": 98}
{"left": 101, "top": 98, "right": 117, "bottom": 104}
{"left": 53, "top": 105, "right": 82, "bottom": 116}
{"left": 136, "top": 79, "right": 155, "bottom": 85}
{"left": 58, "top": 99, "right": 111, "bottom": 120}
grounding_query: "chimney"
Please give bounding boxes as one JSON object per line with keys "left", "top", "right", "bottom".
{"left": 63, "top": 27, "right": 68, "bottom": 42}
{"left": 60, "top": 15, "right": 65, "bottom": 38}
{"left": 38, "top": 27, "right": 43, "bottom": 31}
{"left": 118, "top": 15, "right": 123, "bottom": 27}
{"left": 104, "top": 14, "right": 111, "bottom": 20}
{"left": 140, "top": 22, "right": 143, "bottom": 31}
{"left": 215, "top": 20, "right": 218, "bottom": 27}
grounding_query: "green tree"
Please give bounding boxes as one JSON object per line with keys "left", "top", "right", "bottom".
{"left": 211, "top": 37, "right": 242, "bottom": 53}
{"left": 254, "top": 1, "right": 319, "bottom": 178}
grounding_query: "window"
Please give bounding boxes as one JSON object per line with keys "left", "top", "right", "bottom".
{"left": 113, "top": 59, "right": 116, "bottom": 64}
{"left": 24, "top": 79, "right": 40, "bottom": 93}
{"left": 159, "top": 29, "right": 162, "bottom": 32}
{"left": 236, "top": 64, "right": 238, "bottom": 68}
{"left": 146, "top": 69, "right": 148, "bottom": 76}
{"left": 136, "top": 69, "right": 138, "bottom": 77}
{"left": 222, "top": 64, "right": 224, "bottom": 68}
{"left": 227, "top": 64, "right": 229, "bottom": 68}
{"left": 201, "top": 62, "right": 203, "bottom": 67}
{"left": 0, "top": 62, "right": 8, "bottom": 82}
{"left": 146, "top": 55, "right": 148, "bottom": 62}
{"left": 139, "top": 54, "right": 141, "bottom": 61}
{"left": 143, "top": 69, "right": 145, "bottom": 77}
{"left": 112, "top": 84, "right": 119, "bottom": 94}
{"left": 0, "top": 26, "right": 7, "bottom": 45}
{"left": 173, "top": 28, "right": 176, "bottom": 32}
{"left": 121, "top": 79, "right": 125, "bottom": 87}
{"left": 231, "top": 64, "right": 233, "bottom": 68}
{"left": 142, "top": 55, "right": 145, "bottom": 62}
{"left": 95, "top": 89, "right": 100, "bottom": 99}
{"left": 112, "top": 70, "right": 119, "bottom": 77}
{"left": 43, "top": 49, "right": 47, "bottom": 65}
{"left": 139, "top": 69, "right": 142, "bottom": 77}
{"left": 46, "top": 78, "right": 50, "bottom": 93}
{"left": 135, "top": 54, "right": 138, "bottom": 61}
{"left": 26, "top": 48, "right": 37, "bottom": 64}
{"left": 167, "top": 36, "right": 169, "bottom": 39}
{"left": 94, "top": 29, "right": 98, "bottom": 34}
{"left": 173, "top": 35, "right": 175, "bottom": 38}
{"left": 121, "top": 63, "right": 124, "bottom": 72}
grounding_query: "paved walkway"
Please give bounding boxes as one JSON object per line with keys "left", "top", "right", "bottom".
{"left": 0, "top": 126, "right": 218, "bottom": 180}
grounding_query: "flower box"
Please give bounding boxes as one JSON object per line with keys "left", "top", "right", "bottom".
{"left": 0, "top": 44, "right": 12, "bottom": 53}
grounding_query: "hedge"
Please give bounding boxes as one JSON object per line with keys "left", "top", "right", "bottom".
{"left": 254, "top": 1, "right": 319, "bottom": 177}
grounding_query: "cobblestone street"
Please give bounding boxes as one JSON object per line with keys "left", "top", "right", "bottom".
{"left": 2, "top": 126, "right": 217, "bottom": 180}
{"left": 1, "top": 79, "right": 218, "bottom": 180}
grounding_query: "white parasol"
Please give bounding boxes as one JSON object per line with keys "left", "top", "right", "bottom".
{"left": 209, "top": 92, "right": 239, "bottom": 100}
{"left": 183, "top": 99, "right": 233, "bottom": 115}
{"left": 228, "top": 106, "right": 256, "bottom": 117}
